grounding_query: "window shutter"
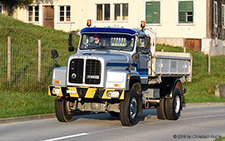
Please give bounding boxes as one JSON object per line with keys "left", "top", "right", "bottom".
{"left": 186, "top": 1, "right": 193, "bottom": 12}
{"left": 146, "top": 2, "right": 153, "bottom": 23}
{"left": 179, "top": 1, "right": 186, "bottom": 23}
{"left": 153, "top": 2, "right": 160, "bottom": 23}
{"left": 146, "top": 2, "right": 160, "bottom": 24}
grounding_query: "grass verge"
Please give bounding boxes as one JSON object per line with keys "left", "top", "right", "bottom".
{"left": 0, "top": 90, "right": 55, "bottom": 118}
{"left": 215, "top": 137, "right": 225, "bottom": 141}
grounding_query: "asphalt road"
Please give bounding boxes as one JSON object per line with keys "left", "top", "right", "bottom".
{"left": 0, "top": 105, "right": 224, "bottom": 141}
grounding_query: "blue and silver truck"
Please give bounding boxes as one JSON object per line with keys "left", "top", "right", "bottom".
{"left": 48, "top": 20, "right": 192, "bottom": 126}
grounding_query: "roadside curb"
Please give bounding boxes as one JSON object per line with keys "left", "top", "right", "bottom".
{"left": 0, "top": 113, "right": 56, "bottom": 124}
{"left": 1, "top": 103, "right": 225, "bottom": 124}
{"left": 185, "top": 102, "right": 225, "bottom": 107}
{"left": 0, "top": 111, "right": 91, "bottom": 124}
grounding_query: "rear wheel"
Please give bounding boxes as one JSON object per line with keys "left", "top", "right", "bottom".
{"left": 55, "top": 98, "right": 75, "bottom": 122}
{"left": 120, "top": 88, "right": 139, "bottom": 126}
{"left": 157, "top": 98, "right": 167, "bottom": 120}
{"left": 165, "top": 82, "right": 182, "bottom": 120}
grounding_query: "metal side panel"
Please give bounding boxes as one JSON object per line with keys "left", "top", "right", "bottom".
{"left": 178, "top": 60, "right": 185, "bottom": 74}
{"left": 161, "top": 59, "right": 170, "bottom": 74}
{"left": 149, "top": 52, "right": 192, "bottom": 78}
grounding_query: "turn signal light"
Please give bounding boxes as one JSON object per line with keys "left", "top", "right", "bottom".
{"left": 87, "top": 19, "right": 92, "bottom": 27}
{"left": 54, "top": 80, "right": 60, "bottom": 84}
{"left": 114, "top": 84, "right": 121, "bottom": 87}
{"left": 141, "top": 21, "right": 145, "bottom": 28}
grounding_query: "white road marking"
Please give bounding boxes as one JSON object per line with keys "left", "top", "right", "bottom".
{"left": 43, "top": 133, "right": 89, "bottom": 141}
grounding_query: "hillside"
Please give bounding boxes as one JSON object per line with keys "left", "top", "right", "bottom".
{"left": 0, "top": 14, "right": 80, "bottom": 91}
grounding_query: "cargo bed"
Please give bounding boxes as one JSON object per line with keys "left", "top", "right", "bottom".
{"left": 149, "top": 51, "right": 192, "bottom": 82}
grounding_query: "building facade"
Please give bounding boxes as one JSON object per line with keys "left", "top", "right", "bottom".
{"left": 1, "top": 0, "right": 225, "bottom": 55}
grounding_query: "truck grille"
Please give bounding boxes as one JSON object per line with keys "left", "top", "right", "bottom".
{"left": 69, "top": 59, "right": 84, "bottom": 83}
{"left": 69, "top": 59, "right": 101, "bottom": 84}
{"left": 85, "top": 59, "right": 101, "bottom": 84}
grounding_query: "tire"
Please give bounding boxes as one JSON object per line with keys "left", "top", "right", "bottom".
{"left": 156, "top": 98, "right": 167, "bottom": 120}
{"left": 109, "top": 112, "right": 120, "bottom": 117}
{"left": 55, "top": 99, "right": 75, "bottom": 122}
{"left": 120, "top": 88, "right": 139, "bottom": 126}
{"left": 165, "top": 88, "right": 182, "bottom": 120}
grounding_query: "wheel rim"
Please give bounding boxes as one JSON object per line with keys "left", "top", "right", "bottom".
{"left": 174, "top": 95, "right": 181, "bottom": 114}
{"left": 65, "top": 101, "right": 72, "bottom": 115}
{"left": 130, "top": 97, "right": 137, "bottom": 119}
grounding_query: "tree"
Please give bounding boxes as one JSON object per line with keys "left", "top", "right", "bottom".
{"left": 1, "top": 0, "right": 34, "bottom": 16}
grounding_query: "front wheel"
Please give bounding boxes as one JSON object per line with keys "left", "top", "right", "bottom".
{"left": 55, "top": 98, "right": 75, "bottom": 122}
{"left": 120, "top": 88, "right": 139, "bottom": 126}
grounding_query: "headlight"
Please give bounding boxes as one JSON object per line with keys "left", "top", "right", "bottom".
{"left": 106, "top": 91, "right": 120, "bottom": 98}
{"left": 52, "top": 88, "right": 61, "bottom": 95}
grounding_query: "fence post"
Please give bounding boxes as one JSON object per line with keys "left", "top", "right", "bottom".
{"left": 7, "top": 37, "right": 11, "bottom": 82}
{"left": 184, "top": 47, "right": 186, "bottom": 53}
{"left": 208, "top": 40, "right": 212, "bottom": 75}
{"left": 38, "top": 40, "right": 41, "bottom": 82}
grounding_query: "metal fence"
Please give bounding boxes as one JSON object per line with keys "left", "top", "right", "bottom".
{"left": 0, "top": 37, "right": 56, "bottom": 91}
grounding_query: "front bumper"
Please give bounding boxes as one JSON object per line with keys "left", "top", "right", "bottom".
{"left": 48, "top": 86, "right": 125, "bottom": 100}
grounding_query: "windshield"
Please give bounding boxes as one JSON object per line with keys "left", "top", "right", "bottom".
{"left": 80, "top": 33, "right": 135, "bottom": 51}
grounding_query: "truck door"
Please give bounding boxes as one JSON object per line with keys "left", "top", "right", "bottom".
{"left": 137, "top": 37, "right": 149, "bottom": 84}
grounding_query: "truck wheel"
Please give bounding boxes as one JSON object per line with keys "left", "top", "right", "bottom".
{"left": 157, "top": 98, "right": 167, "bottom": 120}
{"left": 120, "top": 88, "right": 139, "bottom": 126}
{"left": 109, "top": 112, "right": 120, "bottom": 117}
{"left": 165, "top": 89, "right": 182, "bottom": 120}
{"left": 55, "top": 99, "right": 75, "bottom": 122}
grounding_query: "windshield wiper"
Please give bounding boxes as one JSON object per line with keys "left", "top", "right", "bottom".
{"left": 96, "top": 46, "right": 106, "bottom": 49}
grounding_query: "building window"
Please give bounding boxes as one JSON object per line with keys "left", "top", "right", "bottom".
{"left": 222, "top": 4, "right": 225, "bottom": 26}
{"left": 214, "top": 2, "right": 218, "bottom": 25}
{"left": 0, "top": 4, "right": 3, "bottom": 13}
{"left": 59, "top": 6, "right": 71, "bottom": 22}
{"left": 146, "top": 1, "right": 160, "bottom": 24}
{"left": 96, "top": 4, "right": 110, "bottom": 21}
{"left": 114, "top": 3, "right": 128, "bottom": 21}
{"left": 28, "top": 6, "right": 39, "bottom": 22}
{"left": 178, "top": 1, "right": 194, "bottom": 23}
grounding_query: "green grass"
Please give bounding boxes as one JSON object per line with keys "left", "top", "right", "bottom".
{"left": 0, "top": 14, "right": 225, "bottom": 118}
{"left": 0, "top": 90, "right": 55, "bottom": 118}
{"left": 215, "top": 137, "right": 225, "bottom": 141}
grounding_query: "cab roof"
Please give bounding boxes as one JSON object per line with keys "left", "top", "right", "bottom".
{"left": 80, "top": 27, "right": 147, "bottom": 37}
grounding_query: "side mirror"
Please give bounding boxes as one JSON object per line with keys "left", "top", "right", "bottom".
{"left": 51, "top": 49, "right": 58, "bottom": 59}
{"left": 144, "top": 36, "right": 150, "bottom": 49}
{"left": 132, "top": 53, "right": 139, "bottom": 62}
{"left": 68, "top": 33, "right": 74, "bottom": 52}
{"left": 68, "top": 46, "right": 75, "bottom": 52}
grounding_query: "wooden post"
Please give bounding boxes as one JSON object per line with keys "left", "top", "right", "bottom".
{"left": 7, "top": 37, "right": 11, "bottom": 82}
{"left": 38, "top": 40, "right": 41, "bottom": 82}
{"left": 208, "top": 40, "right": 211, "bottom": 75}
{"left": 184, "top": 47, "right": 186, "bottom": 53}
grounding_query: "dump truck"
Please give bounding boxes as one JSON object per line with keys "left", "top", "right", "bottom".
{"left": 48, "top": 20, "right": 192, "bottom": 126}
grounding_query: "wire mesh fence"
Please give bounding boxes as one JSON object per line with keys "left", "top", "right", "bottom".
{"left": 0, "top": 37, "right": 58, "bottom": 91}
